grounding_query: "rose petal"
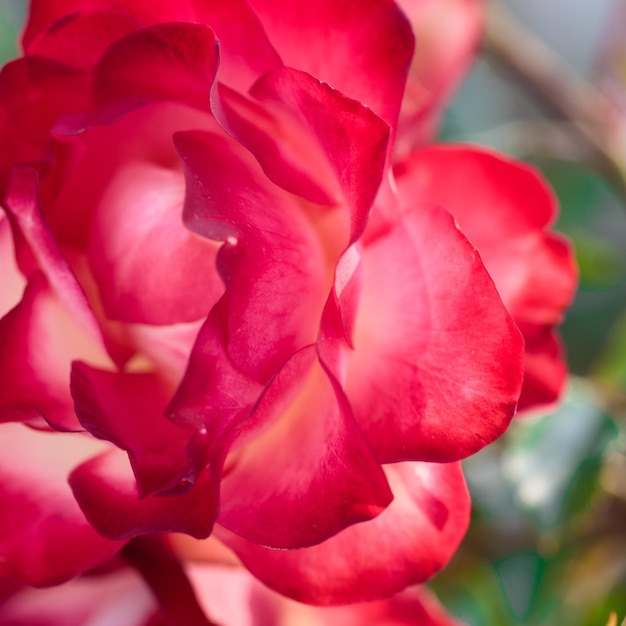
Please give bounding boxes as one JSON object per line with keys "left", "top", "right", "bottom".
{"left": 174, "top": 129, "right": 329, "bottom": 382}
{"left": 0, "top": 57, "right": 88, "bottom": 194}
{"left": 394, "top": 147, "right": 577, "bottom": 409}
{"left": 89, "top": 22, "right": 219, "bottom": 122}
{"left": 217, "top": 346, "right": 392, "bottom": 549}
{"left": 394, "top": 0, "right": 484, "bottom": 153}
{"left": 215, "top": 461, "right": 469, "bottom": 605}
{"left": 88, "top": 161, "right": 222, "bottom": 325}
{"left": 247, "top": 0, "right": 414, "bottom": 129}
{"left": 70, "top": 449, "right": 218, "bottom": 540}
{"left": 188, "top": 563, "right": 466, "bottom": 626}
{"left": 0, "top": 423, "right": 121, "bottom": 586}
{"left": 212, "top": 67, "right": 390, "bottom": 236}
{"left": 0, "top": 276, "right": 106, "bottom": 430}
{"left": 27, "top": 10, "right": 141, "bottom": 71}
{"left": 22, "top": 0, "right": 197, "bottom": 49}
{"left": 344, "top": 204, "right": 524, "bottom": 463}
{"left": 0, "top": 214, "right": 26, "bottom": 319}
{"left": 0, "top": 568, "right": 157, "bottom": 626}
{"left": 71, "top": 363, "right": 197, "bottom": 496}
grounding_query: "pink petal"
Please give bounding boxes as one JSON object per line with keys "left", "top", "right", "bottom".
{"left": 0, "top": 423, "right": 121, "bottom": 586}
{"left": 71, "top": 363, "right": 197, "bottom": 496}
{"left": 27, "top": 10, "right": 141, "bottom": 71}
{"left": 345, "top": 204, "right": 524, "bottom": 463}
{"left": 394, "top": 0, "right": 485, "bottom": 153}
{"left": 215, "top": 461, "right": 470, "bottom": 605}
{"left": 174, "top": 129, "right": 329, "bottom": 382}
{"left": 217, "top": 346, "right": 392, "bottom": 549}
{"left": 87, "top": 161, "right": 223, "bottom": 325}
{"left": 394, "top": 147, "right": 577, "bottom": 409}
{"left": 69, "top": 449, "right": 217, "bottom": 540}
{"left": 246, "top": 0, "right": 415, "bottom": 129}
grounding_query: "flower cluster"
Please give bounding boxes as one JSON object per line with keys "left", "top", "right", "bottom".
{"left": 0, "top": 0, "right": 576, "bottom": 621}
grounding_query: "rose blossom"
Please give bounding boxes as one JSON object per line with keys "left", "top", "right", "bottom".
{"left": 0, "top": 0, "right": 576, "bottom": 612}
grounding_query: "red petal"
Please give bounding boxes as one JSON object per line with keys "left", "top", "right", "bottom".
{"left": 174, "top": 129, "right": 329, "bottom": 382}
{"left": 191, "top": 0, "right": 282, "bottom": 92}
{"left": 69, "top": 449, "right": 218, "bottom": 540}
{"left": 27, "top": 10, "right": 140, "bottom": 71}
{"left": 345, "top": 204, "right": 524, "bottom": 463}
{"left": 71, "top": 363, "right": 197, "bottom": 496}
{"left": 0, "top": 57, "right": 89, "bottom": 195}
{"left": 0, "top": 423, "right": 121, "bottom": 586}
{"left": 215, "top": 461, "right": 470, "bottom": 605}
{"left": 212, "top": 67, "right": 390, "bottom": 236}
{"left": 92, "top": 22, "right": 219, "bottom": 116}
{"left": 247, "top": 0, "right": 414, "bottom": 129}
{"left": 23, "top": 0, "right": 196, "bottom": 49}
{"left": 217, "top": 346, "right": 392, "bottom": 549}
{"left": 394, "top": 147, "right": 577, "bottom": 409}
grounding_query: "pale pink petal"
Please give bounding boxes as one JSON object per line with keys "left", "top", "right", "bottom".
{"left": 88, "top": 162, "right": 222, "bottom": 325}
{"left": 215, "top": 462, "right": 470, "bottom": 605}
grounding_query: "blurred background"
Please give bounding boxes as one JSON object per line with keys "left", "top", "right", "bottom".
{"left": 1, "top": 0, "right": 625, "bottom": 624}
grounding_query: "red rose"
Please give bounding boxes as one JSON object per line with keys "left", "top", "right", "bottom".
{"left": 0, "top": 0, "right": 576, "bottom": 608}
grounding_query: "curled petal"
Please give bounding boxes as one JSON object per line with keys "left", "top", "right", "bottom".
{"left": 212, "top": 67, "right": 390, "bottom": 236}
{"left": 175, "top": 129, "right": 328, "bottom": 382}
{"left": 346, "top": 204, "right": 524, "bottom": 463}
{"left": 71, "top": 363, "right": 196, "bottom": 496}
{"left": 70, "top": 449, "right": 218, "bottom": 540}
{"left": 217, "top": 346, "right": 392, "bottom": 549}
{"left": 215, "top": 462, "right": 469, "bottom": 605}
{"left": 0, "top": 423, "right": 121, "bottom": 586}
